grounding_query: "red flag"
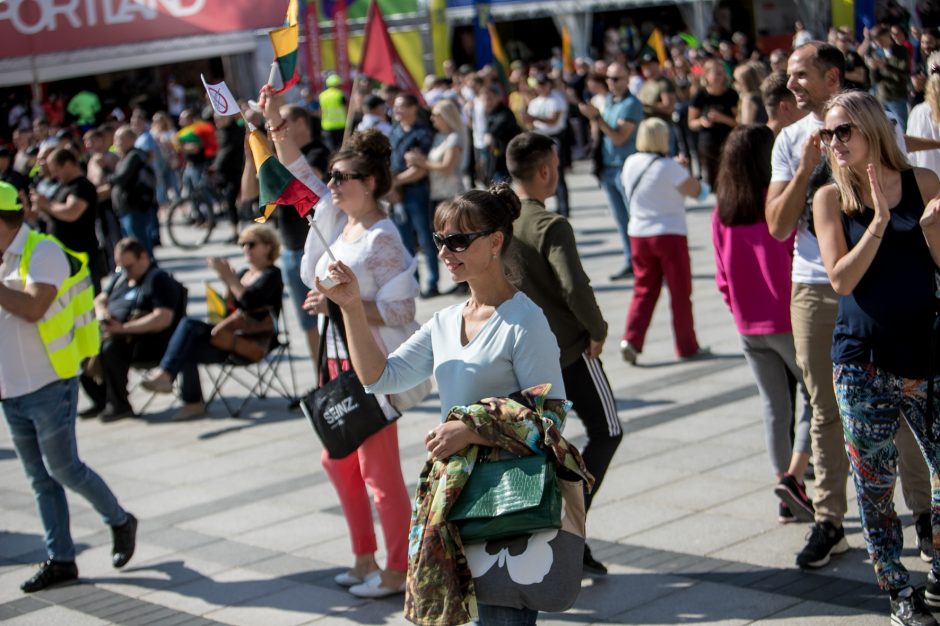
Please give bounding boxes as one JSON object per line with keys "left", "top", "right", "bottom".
{"left": 360, "top": 0, "right": 426, "bottom": 106}
{"left": 303, "top": 0, "right": 323, "bottom": 94}
{"left": 333, "top": 0, "right": 351, "bottom": 90}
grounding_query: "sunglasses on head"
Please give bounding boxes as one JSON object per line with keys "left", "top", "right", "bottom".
{"left": 819, "top": 122, "right": 857, "bottom": 145}
{"left": 432, "top": 230, "right": 492, "bottom": 253}
{"left": 328, "top": 170, "right": 366, "bottom": 184}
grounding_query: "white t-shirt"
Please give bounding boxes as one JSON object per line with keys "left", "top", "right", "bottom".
{"left": 366, "top": 291, "right": 566, "bottom": 420}
{"left": 771, "top": 111, "right": 906, "bottom": 284}
{"left": 0, "top": 226, "right": 70, "bottom": 399}
{"left": 622, "top": 153, "right": 691, "bottom": 237}
{"left": 908, "top": 102, "right": 940, "bottom": 174}
{"left": 528, "top": 91, "right": 568, "bottom": 136}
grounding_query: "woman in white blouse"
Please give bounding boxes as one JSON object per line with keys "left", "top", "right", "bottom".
{"left": 260, "top": 86, "right": 417, "bottom": 600}
{"left": 908, "top": 51, "right": 940, "bottom": 174}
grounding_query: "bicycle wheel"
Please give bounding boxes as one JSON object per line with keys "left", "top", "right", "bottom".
{"left": 165, "top": 196, "right": 216, "bottom": 249}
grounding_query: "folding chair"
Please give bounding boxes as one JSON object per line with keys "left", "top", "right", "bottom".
{"left": 202, "top": 309, "right": 299, "bottom": 417}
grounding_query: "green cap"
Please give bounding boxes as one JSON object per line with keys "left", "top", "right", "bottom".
{"left": 0, "top": 181, "right": 22, "bottom": 211}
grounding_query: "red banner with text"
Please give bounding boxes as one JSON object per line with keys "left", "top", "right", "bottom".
{"left": 0, "top": 0, "right": 284, "bottom": 58}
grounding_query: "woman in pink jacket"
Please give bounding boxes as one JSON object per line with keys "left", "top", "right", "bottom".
{"left": 712, "top": 125, "right": 813, "bottom": 523}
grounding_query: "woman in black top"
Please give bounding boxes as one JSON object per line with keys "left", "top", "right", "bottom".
{"left": 813, "top": 90, "right": 940, "bottom": 624}
{"left": 143, "top": 224, "right": 284, "bottom": 419}
{"left": 688, "top": 59, "right": 738, "bottom": 191}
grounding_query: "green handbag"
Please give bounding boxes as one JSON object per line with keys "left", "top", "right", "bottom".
{"left": 448, "top": 452, "right": 562, "bottom": 544}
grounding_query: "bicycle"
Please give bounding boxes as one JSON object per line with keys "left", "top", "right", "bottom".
{"left": 165, "top": 169, "right": 226, "bottom": 249}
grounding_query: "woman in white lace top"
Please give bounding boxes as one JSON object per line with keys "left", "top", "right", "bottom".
{"left": 260, "top": 86, "right": 418, "bottom": 600}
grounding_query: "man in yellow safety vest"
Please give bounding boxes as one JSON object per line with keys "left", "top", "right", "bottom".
{"left": 0, "top": 181, "right": 137, "bottom": 593}
{"left": 319, "top": 73, "right": 348, "bottom": 152}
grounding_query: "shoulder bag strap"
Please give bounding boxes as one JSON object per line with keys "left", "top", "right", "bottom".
{"left": 317, "top": 312, "right": 331, "bottom": 386}
{"left": 626, "top": 155, "right": 661, "bottom": 204}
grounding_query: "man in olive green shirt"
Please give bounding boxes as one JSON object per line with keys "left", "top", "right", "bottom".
{"left": 507, "top": 132, "right": 621, "bottom": 577}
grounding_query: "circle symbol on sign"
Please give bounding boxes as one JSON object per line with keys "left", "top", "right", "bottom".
{"left": 208, "top": 86, "right": 229, "bottom": 114}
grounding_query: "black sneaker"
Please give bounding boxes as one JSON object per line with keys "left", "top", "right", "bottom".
{"left": 916, "top": 513, "right": 934, "bottom": 563}
{"left": 778, "top": 501, "right": 797, "bottom": 524}
{"left": 609, "top": 266, "right": 634, "bottom": 281}
{"left": 78, "top": 404, "right": 104, "bottom": 419}
{"left": 99, "top": 405, "right": 136, "bottom": 423}
{"left": 583, "top": 544, "right": 608, "bottom": 577}
{"left": 891, "top": 586, "right": 938, "bottom": 626}
{"left": 796, "top": 521, "right": 849, "bottom": 569}
{"left": 925, "top": 571, "right": 940, "bottom": 609}
{"left": 111, "top": 513, "right": 137, "bottom": 568}
{"left": 20, "top": 560, "right": 78, "bottom": 593}
{"left": 774, "top": 473, "right": 815, "bottom": 523}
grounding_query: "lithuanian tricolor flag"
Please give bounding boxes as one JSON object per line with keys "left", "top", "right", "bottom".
{"left": 248, "top": 130, "right": 319, "bottom": 223}
{"left": 269, "top": 0, "right": 300, "bottom": 93}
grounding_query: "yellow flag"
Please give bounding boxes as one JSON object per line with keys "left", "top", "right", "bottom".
{"left": 206, "top": 283, "right": 227, "bottom": 325}
{"left": 647, "top": 28, "right": 667, "bottom": 65}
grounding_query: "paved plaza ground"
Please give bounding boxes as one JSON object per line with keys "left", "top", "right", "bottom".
{"left": 0, "top": 162, "right": 925, "bottom": 624}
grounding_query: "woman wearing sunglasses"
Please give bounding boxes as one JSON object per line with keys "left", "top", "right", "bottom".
{"left": 317, "top": 183, "right": 566, "bottom": 625}
{"left": 142, "top": 223, "right": 284, "bottom": 420}
{"left": 813, "top": 90, "right": 940, "bottom": 624}
{"left": 258, "top": 85, "right": 421, "bottom": 600}
{"left": 908, "top": 52, "right": 940, "bottom": 176}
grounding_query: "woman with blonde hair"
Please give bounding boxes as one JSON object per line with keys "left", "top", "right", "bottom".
{"left": 406, "top": 98, "right": 466, "bottom": 206}
{"left": 813, "top": 89, "right": 940, "bottom": 624}
{"left": 733, "top": 61, "right": 768, "bottom": 125}
{"left": 143, "top": 223, "right": 284, "bottom": 419}
{"left": 908, "top": 51, "right": 940, "bottom": 174}
{"left": 618, "top": 117, "right": 705, "bottom": 364}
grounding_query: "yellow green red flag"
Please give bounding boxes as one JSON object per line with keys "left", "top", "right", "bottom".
{"left": 247, "top": 130, "right": 320, "bottom": 223}
{"left": 269, "top": 0, "right": 300, "bottom": 93}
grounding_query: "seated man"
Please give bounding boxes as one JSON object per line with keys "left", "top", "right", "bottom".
{"left": 81, "top": 238, "right": 184, "bottom": 421}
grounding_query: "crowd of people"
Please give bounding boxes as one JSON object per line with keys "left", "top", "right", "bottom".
{"left": 3, "top": 15, "right": 940, "bottom": 626}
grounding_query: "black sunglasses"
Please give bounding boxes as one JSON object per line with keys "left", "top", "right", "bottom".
{"left": 819, "top": 123, "right": 857, "bottom": 145}
{"left": 328, "top": 170, "right": 366, "bottom": 184}
{"left": 432, "top": 230, "right": 492, "bottom": 253}
{"left": 241, "top": 240, "right": 258, "bottom": 249}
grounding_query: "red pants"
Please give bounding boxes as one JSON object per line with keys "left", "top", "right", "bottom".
{"left": 624, "top": 234, "right": 700, "bottom": 358}
{"left": 321, "top": 358, "right": 411, "bottom": 572}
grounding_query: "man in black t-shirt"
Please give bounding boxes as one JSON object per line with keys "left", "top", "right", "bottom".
{"left": 29, "top": 147, "right": 104, "bottom": 290}
{"left": 81, "top": 238, "right": 184, "bottom": 421}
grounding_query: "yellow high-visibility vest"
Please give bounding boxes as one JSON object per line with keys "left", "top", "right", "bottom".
{"left": 19, "top": 231, "right": 100, "bottom": 380}
{"left": 320, "top": 87, "right": 347, "bottom": 131}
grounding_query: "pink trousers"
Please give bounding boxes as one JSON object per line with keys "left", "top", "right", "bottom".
{"left": 321, "top": 358, "right": 411, "bottom": 572}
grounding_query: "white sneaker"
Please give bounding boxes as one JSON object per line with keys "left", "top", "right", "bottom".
{"left": 348, "top": 573, "right": 406, "bottom": 598}
{"left": 334, "top": 569, "right": 378, "bottom": 588}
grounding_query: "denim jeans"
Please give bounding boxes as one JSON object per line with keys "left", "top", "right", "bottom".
{"left": 159, "top": 316, "right": 230, "bottom": 403}
{"left": 476, "top": 604, "right": 538, "bottom": 625}
{"left": 119, "top": 210, "right": 154, "bottom": 257}
{"left": 599, "top": 165, "right": 631, "bottom": 268}
{"left": 394, "top": 182, "right": 439, "bottom": 290}
{"left": 280, "top": 248, "right": 317, "bottom": 332}
{"left": 3, "top": 377, "right": 127, "bottom": 561}
{"left": 883, "top": 99, "right": 909, "bottom": 133}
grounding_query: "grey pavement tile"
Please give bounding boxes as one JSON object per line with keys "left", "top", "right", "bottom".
{"left": 89, "top": 597, "right": 154, "bottom": 619}
{"left": 0, "top": 605, "right": 109, "bottom": 625}
{"left": 750, "top": 599, "right": 883, "bottom": 624}
{"left": 130, "top": 612, "right": 206, "bottom": 626}
{"left": 184, "top": 538, "right": 282, "bottom": 570}
{"left": 109, "top": 603, "right": 181, "bottom": 625}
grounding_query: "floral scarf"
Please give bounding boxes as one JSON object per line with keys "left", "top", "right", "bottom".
{"left": 404, "top": 384, "right": 594, "bottom": 626}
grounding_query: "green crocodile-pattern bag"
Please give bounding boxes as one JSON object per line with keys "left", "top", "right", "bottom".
{"left": 448, "top": 453, "right": 562, "bottom": 544}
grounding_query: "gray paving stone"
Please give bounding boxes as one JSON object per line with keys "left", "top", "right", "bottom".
{"left": 115, "top": 604, "right": 182, "bottom": 625}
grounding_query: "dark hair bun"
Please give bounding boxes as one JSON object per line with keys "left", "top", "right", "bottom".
{"left": 348, "top": 129, "right": 391, "bottom": 163}
{"left": 488, "top": 182, "right": 521, "bottom": 224}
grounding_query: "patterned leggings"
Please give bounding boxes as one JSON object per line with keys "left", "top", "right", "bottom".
{"left": 834, "top": 362, "right": 940, "bottom": 591}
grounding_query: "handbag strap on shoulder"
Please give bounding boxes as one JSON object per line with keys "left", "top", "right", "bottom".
{"left": 318, "top": 299, "right": 353, "bottom": 385}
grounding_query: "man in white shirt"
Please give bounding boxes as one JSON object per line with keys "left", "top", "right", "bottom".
{"left": 766, "top": 42, "right": 931, "bottom": 577}
{"left": 0, "top": 183, "right": 136, "bottom": 593}
{"left": 524, "top": 75, "right": 570, "bottom": 217}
